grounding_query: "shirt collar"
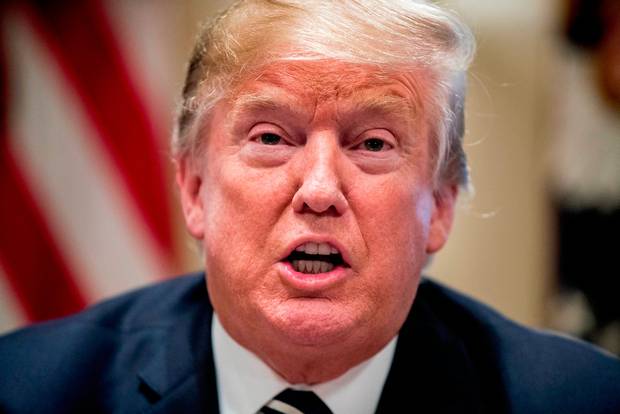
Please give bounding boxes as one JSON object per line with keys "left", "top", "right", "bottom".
{"left": 212, "top": 313, "right": 397, "bottom": 414}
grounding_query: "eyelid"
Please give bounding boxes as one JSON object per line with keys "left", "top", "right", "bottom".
{"left": 248, "top": 123, "right": 292, "bottom": 144}
{"left": 351, "top": 129, "right": 397, "bottom": 150}
{"left": 357, "top": 139, "right": 394, "bottom": 151}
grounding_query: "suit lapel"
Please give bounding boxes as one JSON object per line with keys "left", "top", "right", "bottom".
{"left": 137, "top": 281, "right": 220, "bottom": 413}
{"left": 376, "top": 281, "right": 488, "bottom": 414}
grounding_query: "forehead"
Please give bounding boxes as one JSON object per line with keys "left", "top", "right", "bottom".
{"left": 227, "top": 61, "right": 431, "bottom": 120}
{"left": 251, "top": 61, "right": 402, "bottom": 97}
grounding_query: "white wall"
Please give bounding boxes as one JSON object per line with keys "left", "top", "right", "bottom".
{"left": 429, "top": 0, "right": 560, "bottom": 326}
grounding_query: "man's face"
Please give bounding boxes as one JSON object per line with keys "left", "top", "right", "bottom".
{"left": 178, "top": 61, "right": 455, "bottom": 364}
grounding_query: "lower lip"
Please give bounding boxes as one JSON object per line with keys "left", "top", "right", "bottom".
{"left": 277, "top": 261, "right": 350, "bottom": 291}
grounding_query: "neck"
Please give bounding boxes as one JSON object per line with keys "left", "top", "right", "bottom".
{"left": 260, "top": 343, "right": 383, "bottom": 384}
{"left": 214, "top": 302, "right": 405, "bottom": 384}
{"left": 226, "top": 324, "right": 394, "bottom": 384}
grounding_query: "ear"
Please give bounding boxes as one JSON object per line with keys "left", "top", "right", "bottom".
{"left": 425, "top": 184, "right": 458, "bottom": 254}
{"left": 175, "top": 157, "right": 205, "bottom": 240}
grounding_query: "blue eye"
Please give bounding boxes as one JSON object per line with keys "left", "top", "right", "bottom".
{"left": 363, "top": 138, "right": 386, "bottom": 152}
{"left": 259, "top": 133, "right": 282, "bottom": 145}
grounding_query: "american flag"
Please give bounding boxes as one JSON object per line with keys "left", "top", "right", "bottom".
{"left": 0, "top": 0, "right": 191, "bottom": 333}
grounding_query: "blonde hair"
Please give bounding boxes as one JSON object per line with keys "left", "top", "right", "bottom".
{"left": 172, "top": 0, "right": 475, "bottom": 187}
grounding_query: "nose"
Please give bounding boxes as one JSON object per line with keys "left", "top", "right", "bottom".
{"left": 292, "top": 134, "right": 349, "bottom": 216}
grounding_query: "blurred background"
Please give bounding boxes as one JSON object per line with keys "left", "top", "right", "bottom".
{"left": 0, "top": 0, "right": 618, "bottom": 355}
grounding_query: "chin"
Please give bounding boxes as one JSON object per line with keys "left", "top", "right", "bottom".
{"left": 267, "top": 298, "right": 360, "bottom": 347}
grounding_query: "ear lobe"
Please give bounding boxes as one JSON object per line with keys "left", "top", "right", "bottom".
{"left": 175, "top": 158, "right": 205, "bottom": 239}
{"left": 425, "top": 184, "right": 458, "bottom": 254}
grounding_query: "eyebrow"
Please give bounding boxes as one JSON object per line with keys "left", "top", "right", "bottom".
{"left": 228, "top": 88, "right": 418, "bottom": 128}
{"left": 228, "top": 90, "right": 306, "bottom": 126}
{"left": 348, "top": 92, "right": 417, "bottom": 122}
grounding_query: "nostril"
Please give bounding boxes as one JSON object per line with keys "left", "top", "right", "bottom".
{"left": 300, "top": 203, "right": 340, "bottom": 217}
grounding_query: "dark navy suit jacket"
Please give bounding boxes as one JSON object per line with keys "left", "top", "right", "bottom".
{"left": 1, "top": 273, "right": 619, "bottom": 413}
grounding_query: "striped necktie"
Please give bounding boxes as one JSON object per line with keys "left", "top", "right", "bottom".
{"left": 259, "top": 388, "right": 333, "bottom": 414}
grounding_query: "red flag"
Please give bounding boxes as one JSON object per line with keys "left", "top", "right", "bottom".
{"left": 0, "top": 0, "right": 180, "bottom": 332}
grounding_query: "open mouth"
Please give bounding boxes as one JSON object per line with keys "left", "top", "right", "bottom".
{"left": 283, "top": 242, "right": 348, "bottom": 274}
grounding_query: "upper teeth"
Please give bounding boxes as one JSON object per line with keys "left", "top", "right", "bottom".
{"left": 295, "top": 242, "right": 339, "bottom": 255}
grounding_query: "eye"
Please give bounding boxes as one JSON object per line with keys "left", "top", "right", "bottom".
{"left": 362, "top": 138, "right": 387, "bottom": 152}
{"left": 355, "top": 137, "right": 394, "bottom": 152}
{"left": 258, "top": 132, "right": 283, "bottom": 145}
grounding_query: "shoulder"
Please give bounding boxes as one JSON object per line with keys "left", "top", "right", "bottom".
{"left": 416, "top": 278, "right": 620, "bottom": 414}
{"left": 0, "top": 272, "right": 208, "bottom": 347}
{"left": 0, "top": 272, "right": 210, "bottom": 412}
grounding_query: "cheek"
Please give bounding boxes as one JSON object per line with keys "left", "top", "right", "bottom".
{"left": 349, "top": 174, "right": 433, "bottom": 295}
{"left": 200, "top": 157, "right": 296, "bottom": 288}
{"left": 200, "top": 160, "right": 293, "bottom": 315}
{"left": 203, "top": 158, "right": 292, "bottom": 236}
{"left": 352, "top": 174, "right": 433, "bottom": 247}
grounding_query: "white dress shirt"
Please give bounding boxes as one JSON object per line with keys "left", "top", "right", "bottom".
{"left": 212, "top": 313, "right": 397, "bottom": 414}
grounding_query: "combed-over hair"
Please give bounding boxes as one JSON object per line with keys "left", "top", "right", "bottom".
{"left": 172, "top": 0, "right": 475, "bottom": 188}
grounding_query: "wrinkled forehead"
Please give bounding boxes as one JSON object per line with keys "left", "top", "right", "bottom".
{"left": 227, "top": 60, "right": 434, "bottom": 122}
{"left": 251, "top": 61, "right": 403, "bottom": 98}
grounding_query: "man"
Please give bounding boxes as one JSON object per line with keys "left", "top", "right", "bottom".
{"left": 1, "top": 1, "right": 619, "bottom": 413}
